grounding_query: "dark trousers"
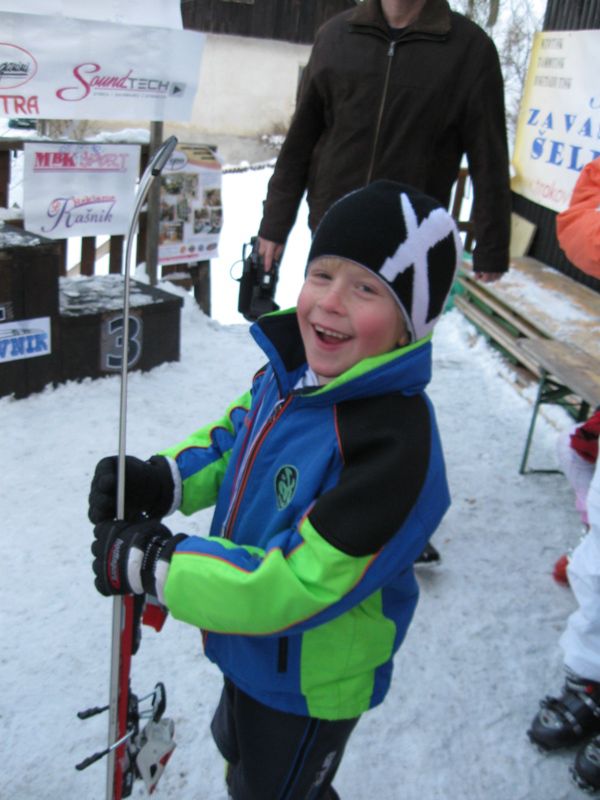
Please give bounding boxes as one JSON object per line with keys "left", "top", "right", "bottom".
{"left": 211, "top": 678, "right": 359, "bottom": 800}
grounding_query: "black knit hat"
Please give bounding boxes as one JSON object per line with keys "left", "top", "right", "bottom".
{"left": 307, "top": 180, "right": 462, "bottom": 342}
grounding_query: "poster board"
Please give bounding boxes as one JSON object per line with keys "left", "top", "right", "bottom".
{"left": 158, "top": 145, "right": 223, "bottom": 266}
{"left": 23, "top": 142, "right": 140, "bottom": 238}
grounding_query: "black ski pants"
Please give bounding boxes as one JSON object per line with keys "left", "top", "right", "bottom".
{"left": 210, "top": 678, "right": 359, "bottom": 800}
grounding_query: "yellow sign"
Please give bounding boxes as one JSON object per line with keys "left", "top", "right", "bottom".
{"left": 511, "top": 30, "right": 600, "bottom": 212}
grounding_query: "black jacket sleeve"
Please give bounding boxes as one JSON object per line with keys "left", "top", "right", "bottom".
{"left": 309, "top": 392, "right": 431, "bottom": 558}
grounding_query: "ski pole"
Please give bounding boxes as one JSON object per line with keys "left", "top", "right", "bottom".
{"left": 106, "top": 135, "right": 178, "bottom": 800}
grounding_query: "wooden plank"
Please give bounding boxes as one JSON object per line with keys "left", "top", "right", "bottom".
{"left": 456, "top": 273, "right": 552, "bottom": 340}
{"left": 68, "top": 239, "right": 111, "bottom": 276}
{"left": 109, "top": 235, "right": 124, "bottom": 275}
{"left": 0, "top": 150, "right": 9, "bottom": 208}
{"left": 462, "top": 258, "right": 600, "bottom": 359}
{"left": 453, "top": 296, "right": 542, "bottom": 376}
{"left": 80, "top": 237, "right": 96, "bottom": 276}
{"left": 518, "top": 339, "right": 600, "bottom": 409}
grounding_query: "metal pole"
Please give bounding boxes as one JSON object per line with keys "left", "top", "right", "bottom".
{"left": 105, "top": 135, "right": 178, "bottom": 800}
{"left": 145, "top": 122, "right": 164, "bottom": 286}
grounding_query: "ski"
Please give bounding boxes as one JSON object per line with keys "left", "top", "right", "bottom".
{"left": 77, "top": 136, "right": 178, "bottom": 799}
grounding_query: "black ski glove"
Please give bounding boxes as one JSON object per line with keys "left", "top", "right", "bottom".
{"left": 88, "top": 455, "right": 175, "bottom": 524}
{"left": 91, "top": 519, "right": 186, "bottom": 598}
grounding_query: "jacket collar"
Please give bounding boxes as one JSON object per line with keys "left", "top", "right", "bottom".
{"left": 251, "top": 309, "right": 432, "bottom": 402}
{"left": 348, "top": 0, "right": 451, "bottom": 37}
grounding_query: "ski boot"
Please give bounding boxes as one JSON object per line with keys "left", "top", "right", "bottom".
{"left": 528, "top": 674, "right": 600, "bottom": 751}
{"left": 415, "top": 542, "right": 441, "bottom": 565}
{"left": 572, "top": 734, "right": 600, "bottom": 794}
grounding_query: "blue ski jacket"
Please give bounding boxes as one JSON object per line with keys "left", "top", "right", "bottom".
{"left": 161, "top": 310, "right": 450, "bottom": 720}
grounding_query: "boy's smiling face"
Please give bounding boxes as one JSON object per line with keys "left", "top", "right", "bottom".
{"left": 297, "top": 257, "right": 409, "bottom": 385}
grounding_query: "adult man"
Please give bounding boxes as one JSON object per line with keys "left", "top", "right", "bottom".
{"left": 257, "top": 0, "right": 511, "bottom": 284}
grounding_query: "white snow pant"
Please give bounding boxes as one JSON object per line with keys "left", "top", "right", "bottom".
{"left": 560, "top": 457, "right": 600, "bottom": 681}
{"left": 556, "top": 428, "right": 595, "bottom": 526}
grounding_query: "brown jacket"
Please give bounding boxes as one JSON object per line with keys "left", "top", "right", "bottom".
{"left": 259, "top": 0, "right": 511, "bottom": 273}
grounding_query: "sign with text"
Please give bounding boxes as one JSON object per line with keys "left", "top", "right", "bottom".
{"left": 0, "top": 317, "right": 51, "bottom": 363}
{"left": 158, "top": 145, "right": 223, "bottom": 266}
{"left": 0, "top": 0, "right": 183, "bottom": 28}
{"left": 0, "top": 10, "right": 204, "bottom": 120}
{"left": 23, "top": 142, "right": 140, "bottom": 238}
{"left": 512, "top": 30, "right": 600, "bottom": 212}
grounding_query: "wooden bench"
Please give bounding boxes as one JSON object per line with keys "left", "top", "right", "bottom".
{"left": 453, "top": 257, "right": 600, "bottom": 472}
{"left": 516, "top": 339, "right": 600, "bottom": 474}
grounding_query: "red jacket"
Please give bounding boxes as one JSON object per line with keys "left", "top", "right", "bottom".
{"left": 556, "top": 157, "right": 600, "bottom": 279}
{"left": 259, "top": 0, "right": 511, "bottom": 274}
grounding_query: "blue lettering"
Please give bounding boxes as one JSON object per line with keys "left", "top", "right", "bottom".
{"left": 564, "top": 113, "right": 576, "bottom": 132}
{"left": 26, "top": 333, "right": 48, "bottom": 353}
{"left": 569, "top": 145, "right": 586, "bottom": 172}
{"left": 541, "top": 112, "right": 554, "bottom": 132}
{"left": 527, "top": 108, "right": 540, "bottom": 125}
{"left": 11, "top": 336, "right": 25, "bottom": 357}
{"left": 548, "top": 140, "right": 564, "bottom": 166}
{"left": 0, "top": 331, "right": 49, "bottom": 360}
{"left": 578, "top": 119, "right": 593, "bottom": 138}
{"left": 531, "top": 137, "right": 545, "bottom": 160}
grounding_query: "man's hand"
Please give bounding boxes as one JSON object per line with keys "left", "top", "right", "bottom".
{"left": 474, "top": 271, "right": 505, "bottom": 284}
{"left": 257, "top": 237, "right": 284, "bottom": 273}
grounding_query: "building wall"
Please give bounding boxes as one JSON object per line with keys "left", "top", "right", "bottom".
{"left": 181, "top": 0, "right": 355, "bottom": 45}
{"left": 188, "top": 33, "right": 311, "bottom": 138}
{"left": 543, "top": 0, "right": 600, "bottom": 29}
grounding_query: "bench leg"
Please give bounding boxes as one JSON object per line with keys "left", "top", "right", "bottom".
{"left": 519, "top": 373, "right": 545, "bottom": 474}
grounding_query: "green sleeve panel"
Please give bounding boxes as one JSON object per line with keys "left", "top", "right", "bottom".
{"left": 163, "top": 516, "right": 375, "bottom": 635}
{"left": 159, "top": 391, "right": 252, "bottom": 516}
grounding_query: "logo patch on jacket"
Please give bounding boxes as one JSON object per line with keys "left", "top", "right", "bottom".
{"left": 275, "top": 465, "right": 298, "bottom": 510}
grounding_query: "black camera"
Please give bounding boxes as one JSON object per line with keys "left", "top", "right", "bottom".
{"left": 237, "top": 237, "right": 280, "bottom": 322}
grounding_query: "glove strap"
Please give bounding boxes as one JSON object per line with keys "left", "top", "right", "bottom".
{"left": 140, "top": 534, "right": 170, "bottom": 596}
{"left": 140, "top": 532, "right": 187, "bottom": 599}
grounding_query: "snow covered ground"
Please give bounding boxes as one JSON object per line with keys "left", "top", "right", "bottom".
{"left": 1, "top": 168, "right": 589, "bottom": 800}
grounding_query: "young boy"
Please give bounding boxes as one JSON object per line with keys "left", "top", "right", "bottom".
{"left": 89, "top": 180, "right": 462, "bottom": 799}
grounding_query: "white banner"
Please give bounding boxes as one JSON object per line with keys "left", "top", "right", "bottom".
{"left": 158, "top": 145, "right": 223, "bottom": 266}
{"left": 512, "top": 30, "right": 600, "bottom": 212}
{"left": 23, "top": 142, "right": 140, "bottom": 238}
{"left": 0, "top": 317, "right": 51, "bottom": 363}
{"left": 0, "top": 11, "right": 204, "bottom": 120}
{"left": 0, "top": 0, "right": 183, "bottom": 28}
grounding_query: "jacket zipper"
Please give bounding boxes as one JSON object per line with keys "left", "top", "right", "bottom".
{"left": 222, "top": 396, "right": 292, "bottom": 540}
{"left": 366, "top": 40, "right": 396, "bottom": 185}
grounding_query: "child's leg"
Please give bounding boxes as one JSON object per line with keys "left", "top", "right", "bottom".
{"left": 556, "top": 429, "right": 594, "bottom": 525}
{"left": 211, "top": 678, "right": 359, "bottom": 800}
{"left": 560, "top": 460, "right": 600, "bottom": 681}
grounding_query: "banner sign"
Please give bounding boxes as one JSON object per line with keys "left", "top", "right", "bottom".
{"left": 0, "top": 1, "right": 183, "bottom": 28}
{"left": 0, "top": 316, "right": 51, "bottom": 363}
{"left": 158, "top": 145, "right": 223, "bottom": 266}
{"left": 512, "top": 30, "right": 600, "bottom": 213}
{"left": 23, "top": 142, "right": 140, "bottom": 238}
{"left": 0, "top": 10, "right": 204, "bottom": 120}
